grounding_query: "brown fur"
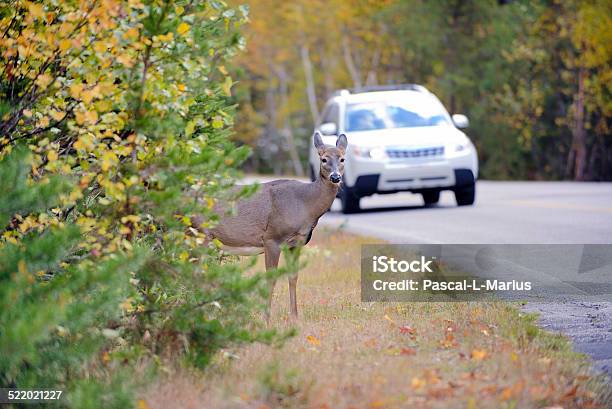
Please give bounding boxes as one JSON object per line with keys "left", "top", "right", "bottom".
{"left": 210, "top": 133, "right": 348, "bottom": 318}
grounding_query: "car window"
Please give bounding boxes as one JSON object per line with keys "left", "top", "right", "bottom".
{"left": 345, "top": 95, "right": 450, "bottom": 132}
{"left": 321, "top": 103, "right": 339, "bottom": 126}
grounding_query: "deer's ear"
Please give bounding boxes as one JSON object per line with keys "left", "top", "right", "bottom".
{"left": 336, "top": 134, "right": 348, "bottom": 152}
{"left": 314, "top": 132, "right": 325, "bottom": 155}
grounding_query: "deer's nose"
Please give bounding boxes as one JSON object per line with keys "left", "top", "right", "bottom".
{"left": 330, "top": 173, "right": 341, "bottom": 183}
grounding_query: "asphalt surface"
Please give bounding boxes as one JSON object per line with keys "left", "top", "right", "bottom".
{"left": 321, "top": 181, "right": 612, "bottom": 244}
{"left": 318, "top": 180, "right": 612, "bottom": 377}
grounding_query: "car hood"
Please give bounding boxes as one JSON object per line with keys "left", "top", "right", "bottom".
{"left": 321, "top": 126, "right": 469, "bottom": 148}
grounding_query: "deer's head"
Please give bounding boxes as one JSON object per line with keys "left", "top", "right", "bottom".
{"left": 314, "top": 132, "right": 347, "bottom": 185}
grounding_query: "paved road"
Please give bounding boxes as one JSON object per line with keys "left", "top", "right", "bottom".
{"left": 318, "top": 180, "right": 612, "bottom": 377}
{"left": 321, "top": 181, "right": 612, "bottom": 244}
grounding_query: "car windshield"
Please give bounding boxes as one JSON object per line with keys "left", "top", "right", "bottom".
{"left": 345, "top": 96, "right": 451, "bottom": 132}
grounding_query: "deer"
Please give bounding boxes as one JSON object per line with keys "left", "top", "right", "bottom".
{"left": 209, "top": 132, "right": 347, "bottom": 319}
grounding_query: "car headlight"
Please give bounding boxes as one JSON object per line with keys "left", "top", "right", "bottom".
{"left": 454, "top": 141, "right": 472, "bottom": 152}
{"left": 352, "top": 146, "right": 387, "bottom": 160}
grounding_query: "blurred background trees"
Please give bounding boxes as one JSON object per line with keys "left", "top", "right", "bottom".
{"left": 232, "top": 0, "right": 611, "bottom": 181}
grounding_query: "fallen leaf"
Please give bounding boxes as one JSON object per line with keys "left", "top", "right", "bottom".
{"left": 400, "top": 347, "right": 416, "bottom": 356}
{"left": 471, "top": 349, "right": 488, "bottom": 361}
{"left": 427, "top": 386, "right": 454, "bottom": 399}
{"left": 384, "top": 314, "right": 396, "bottom": 325}
{"left": 439, "top": 332, "right": 458, "bottom": 348}
{"left": 479, "top": 385, "right": 498, "bottom": 395}
{"left": 364, "top": 338, "right": 377, "bottom": 348}
{"left": 399, "top": 325, "right": 416, "bottom": 335}
{"left": 411, "top": 376, "right": 426, "bottom": 390}
{"left": 562, "top": 384, "right": 578, "bottom": 399}
{"left": 306, "top": 335, "right": 320, "bottom": 346}
{"left": 423, "top": 369, "right": 441, "bottom": 385}
{"left": 369, "top": 399, "right": 386, "bottom": 408}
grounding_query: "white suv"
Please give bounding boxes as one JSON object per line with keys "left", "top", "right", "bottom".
{"left": 308, "top": 85, "right": 478, "bottom": 214}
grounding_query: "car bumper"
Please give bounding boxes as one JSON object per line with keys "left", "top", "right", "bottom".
{"left": 346, "top": 152, "right": 477, "bottom": 195}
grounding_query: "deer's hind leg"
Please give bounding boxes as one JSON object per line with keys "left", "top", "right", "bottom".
{"left": 264, "top": 240, "right": 281, "bottom": 323}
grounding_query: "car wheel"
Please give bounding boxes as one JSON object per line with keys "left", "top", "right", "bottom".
{"left": 454, "top": 183, "right": 475, "bottom": 206}
{"left": 422, "top": 190, "right": 440, "bottom": 206}
{"left": 340, "top": 186, "right": 360, "bottom": 214}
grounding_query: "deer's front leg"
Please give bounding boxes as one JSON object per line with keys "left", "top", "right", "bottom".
{"left": 287, "top": 246, "right": 302, "bottom": 318}
{"left": 264, "top": 240, "right": 281, "bottom": 322}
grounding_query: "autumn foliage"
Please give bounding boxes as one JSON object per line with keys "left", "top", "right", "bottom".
{"left": 233, "top": 0, "right": 611, "bottom": 180}
{"left": 0, "top": 0, "right": 287, "bottom": 406}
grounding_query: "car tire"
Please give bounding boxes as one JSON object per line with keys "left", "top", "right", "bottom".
{"left": 422, "top": 190, "right": 440, "bottom": 206}
{"left": 454, "top": 183, "right": 475, "bottom": 206}
{"left": 340, "top": 186, "right": 360, "bottom": 214}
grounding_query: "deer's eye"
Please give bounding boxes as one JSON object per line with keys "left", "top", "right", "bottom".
{"left": 340, "top": 158, "right": 345, "bottom": 162}
{"left": 321, "top": 158, "right": 327, "bottom": 163}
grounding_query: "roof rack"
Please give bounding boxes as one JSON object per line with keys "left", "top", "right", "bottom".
{"left": 331, "top": 84, "right": 429, "bottom": 97}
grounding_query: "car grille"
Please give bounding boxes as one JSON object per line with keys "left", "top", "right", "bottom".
{"left": 386, "top": 146, "right": 445, "bottom": 159}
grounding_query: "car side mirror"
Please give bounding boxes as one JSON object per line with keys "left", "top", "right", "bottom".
{"left": 319, "top": 122, "right": 338, "bottom": 136}
{"left": 452, "top": 114, "right": 469, "bottom": 129}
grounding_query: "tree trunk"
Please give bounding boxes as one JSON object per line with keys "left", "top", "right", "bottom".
{"left": 365, "top": 47, "right": 380, "bottom": 86}
{"left": 569, "top": 66, "right": 587, "bottom": 181}
{"left": 321, "top": 48, "right": 335, "bottom": 98}
{"left": 276, "top": 65, "right": 305, "bottom": 177}
{"left": 342, "top": 35, "right": 362, "bottom": 90}
{"left": 264, "top": 73, "right": 281, "bottom": 175}
{"left": 300, "top": 44, "right": 319, "bottom": 126}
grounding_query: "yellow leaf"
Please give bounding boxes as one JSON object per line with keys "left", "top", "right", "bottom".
{"left": 120, "top": 297, "right": 134, "bottom": 312}
{"left": 28, "top": 3, "right": 44, "bottom": 19}
{"left": 75, "top": 111, "right": 86, "bottom": 125}
{"left": 50, "top": 110, "right": 64, "bottom": 121}
{"left": 212, "top": 117, "right": 223, "bottom": 129}
{"left": 177, "top": 22, "right": 190, "bottom": 36}
{"left": 59, "top": 39, "right": 71, "bottom": 52}
{"left": 69, "top": 83, "right": 83, "bottom": 99}
{"left": 85, "top": 110, "right": 98, "bottom": 124}
{"left": 116, "top": 53, "right": 134, "bottom": 67}
{"left": 101, "top": 151, "right": 118, "bottom": 171}
{"left": 76, "top": 110, "right": 98, "bottom": 125}
{"left": 35, "top": 74, "right": 53, "bottom": 88}
{"left": 123, "top": 27, "right": 139, "bottom": 40}
{"left": 411, "top": 377, "right": 426, "bottom": 390}
{"left": 47, "top": 150, "right": 58, "bottom": 162}
{"left": 470, "top": 349, "right": 488, "bottom": 361}
{"left": 37, "top": 116, "right": 50, "bottom": 128}
{"left": 222, "top": 76, "right": 233, "bottom": 96}
{"left": 93, "top": 41, "right": 107, "bottom": 53}
{"left": 306, "top": 335, "right": 320, "bottom": 346}
{"left": 81, "top": 89, "right": 95, "bottom": 104}
{"left": 137, "top": 399, "right": 149, "bottom": 409}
